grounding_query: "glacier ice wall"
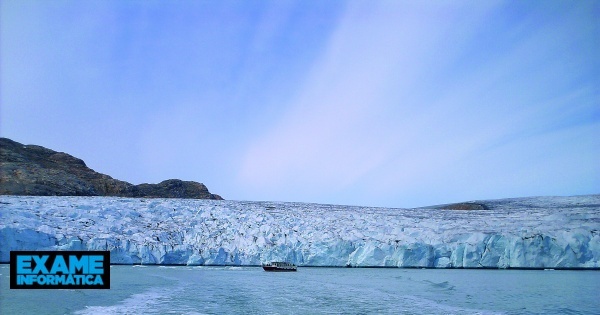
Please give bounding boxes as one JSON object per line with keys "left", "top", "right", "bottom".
{"left": 1, "top": 195, "right": 599, "bottom": 268}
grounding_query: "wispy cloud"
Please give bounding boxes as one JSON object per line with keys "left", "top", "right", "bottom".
{"left": 2, "top": 1, "right": 597, "bottom": 207}
{"left": 239, "top": 1, "right": 599, "bottom": 206}
{"left": 238, "top": 2, "right": 497, "bottom": 199}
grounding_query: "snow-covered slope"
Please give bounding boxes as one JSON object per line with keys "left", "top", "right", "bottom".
{"left": 1, "top": 195, "right": 598, "bottom": 268}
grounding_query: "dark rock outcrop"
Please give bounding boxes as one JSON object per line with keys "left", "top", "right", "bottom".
{"left": 440, "top": 202, "right": 489, "bottom": 210}
{"left": 418, "top": 201, "right": 490, "bottom": 210}
{"left": 0, "top": 137, "right": 222, "bottom": 200}
{"left": 127, "top": 179, "right": 222, "bottom": 200}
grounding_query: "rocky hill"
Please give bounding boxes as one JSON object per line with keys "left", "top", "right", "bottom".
{"left": 0, "top": 137, "right": 222, "bottom": 200}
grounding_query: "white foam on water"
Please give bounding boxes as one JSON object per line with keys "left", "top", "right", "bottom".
{"left": 73, "top": 287, "right": 182, "bottom": 315}
{"left": 225, "top": 267, "right": 254, "bottom": 271}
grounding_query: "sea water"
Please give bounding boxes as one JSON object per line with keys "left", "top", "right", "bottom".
{"left": 1, "top": 265, "right": 598, "bottom": 315}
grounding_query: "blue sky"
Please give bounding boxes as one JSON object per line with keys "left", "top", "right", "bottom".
{"left": 1, "top": 1, "right": 598, "bottom": 208}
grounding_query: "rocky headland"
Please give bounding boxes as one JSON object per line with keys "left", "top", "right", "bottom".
{"left": 0, "top": 137, "right": 222, "bottom": 200}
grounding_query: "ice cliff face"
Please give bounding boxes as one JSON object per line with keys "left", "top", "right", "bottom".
{"left": 1, "top": 195, "right": 598, "bottom": 268}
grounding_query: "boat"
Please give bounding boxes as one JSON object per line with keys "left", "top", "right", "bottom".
{"left": 262, "top": 261, "right": 297, "bottom": 272}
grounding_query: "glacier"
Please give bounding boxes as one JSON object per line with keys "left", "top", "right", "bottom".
{"left": 0, "top": 195, "right": 599, "bottom": 268}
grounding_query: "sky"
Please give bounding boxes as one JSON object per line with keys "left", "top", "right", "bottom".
{"left": 1, "top": 0, "right": 599, "bottom": 208}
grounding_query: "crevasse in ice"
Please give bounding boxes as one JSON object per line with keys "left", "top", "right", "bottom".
{"left": 1, "top": 195, "right": 598, "bottom": 268}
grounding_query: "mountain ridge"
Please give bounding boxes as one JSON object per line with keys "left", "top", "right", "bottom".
{"left": 0, "top": 137, "right": 222, "bottom": 200}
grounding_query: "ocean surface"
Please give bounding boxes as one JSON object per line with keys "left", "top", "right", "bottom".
{"left": 1, "top": 265, "right": 599, "bottom": 315}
